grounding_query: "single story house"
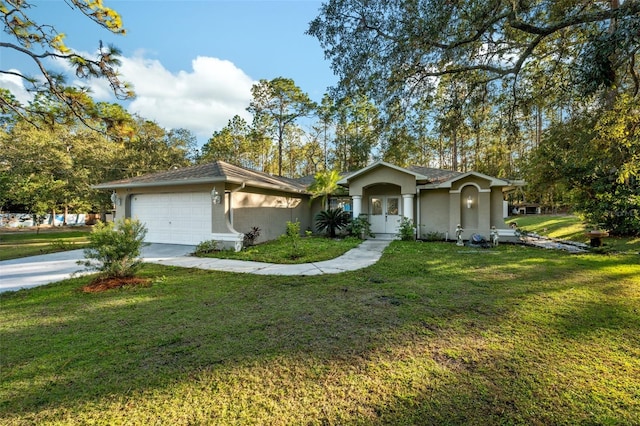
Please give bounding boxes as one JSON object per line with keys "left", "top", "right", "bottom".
{"left": 95, "top": 160, "right": 524, "bottom": 250}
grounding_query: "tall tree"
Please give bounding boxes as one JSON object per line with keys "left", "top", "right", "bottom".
{"left": 314, "top": 94, "right": 336, "bottom": 170}
{"left": 332, "top": 95, "right": 380, "bottom": 171}
{"left": 1, "top": 0, "right": 133, "bottom": 125}
{"left": 247, "top": 77, "right": 316, "bottom": 176}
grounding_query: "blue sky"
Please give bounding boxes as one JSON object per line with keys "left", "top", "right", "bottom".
{"left": 1, "top": 0, "right": 336, "bottom": 142}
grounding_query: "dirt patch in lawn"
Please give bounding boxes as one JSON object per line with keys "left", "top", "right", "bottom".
{"left": 81, "top": 276, "right": 151, "bottom": 293}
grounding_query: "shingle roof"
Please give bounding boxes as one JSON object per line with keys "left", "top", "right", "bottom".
{"left": 95, "top": 160, "right": 519, "bottom": 193}
{"left": 406, "top": 166, "right": 463, "bottom": 183}
{"left": 94, "top": 161, "right": 308, "bottom": 192}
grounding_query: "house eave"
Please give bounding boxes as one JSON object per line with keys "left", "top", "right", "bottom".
{"left": 93, "top": 177, "right": 228, "bottom": 190}
{"left": 94, "top": 177, "right": 309, "bottom": 194}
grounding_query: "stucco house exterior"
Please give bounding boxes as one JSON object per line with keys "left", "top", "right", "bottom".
{"left": 95, "top": 160, "right": 523, "bottom": 250}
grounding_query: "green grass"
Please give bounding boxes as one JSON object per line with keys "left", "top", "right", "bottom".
{"left": 200, "top": 236, "right": 363, "bottom": 264}
{"left": 2, "top": 242, "right": 639, "bottom": 425}
{"left": 0, "top": 228, "right": 91, "bottom": 261}
{"left": 506, "top": 214, "right": 640, "bottom": 253}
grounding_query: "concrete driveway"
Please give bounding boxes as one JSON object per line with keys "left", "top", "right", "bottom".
{"left": 0, "top": 244, "right": 196, "bottom": 293}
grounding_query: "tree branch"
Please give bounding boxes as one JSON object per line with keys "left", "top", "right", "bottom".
{"left": 507, "top": 1, "right": 640, "bottom": 36}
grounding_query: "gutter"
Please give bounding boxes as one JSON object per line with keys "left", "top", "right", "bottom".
{"left": 416, "top": 187, "right": 421, "bottom": 239}
{"left": 93, "top": 177, "right": 227, "bottom": 190}
{"left": 228, "top": 182, "right": 246, "bottom": 227}
{"left": 93, "top": 177, "right": 309, "bottom": 194}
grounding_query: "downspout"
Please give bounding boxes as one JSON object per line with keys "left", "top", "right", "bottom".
{"left": 229, "top": 182, "right": 246, "bottom": 227}
{"left": 416, "top": 187, "right": 421, "bottom": 239}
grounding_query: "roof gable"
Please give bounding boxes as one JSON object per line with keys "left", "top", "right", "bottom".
{"left": 337, "top": 160, "right": 427, "bottom": 185}
{"left": 336, "top": 161, "right": 524, "bottom": 190}
{"left": 338, "top": 161, "right": 469, "bottom": 186}
{"left": 426, "top": 172, "right": 524, "bottom": 188}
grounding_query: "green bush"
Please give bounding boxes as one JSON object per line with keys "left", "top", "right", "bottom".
{"left": 281, "top": 220, "right": 303, "bottom": 259}
{"left": 397, "top": 217, "right": 415, "bottom": 241}
{"left": 421, "top": 231, "right": 445, "bottom": 241}
{"left": 194, "top": 240, "right": 220, "bottom": 255}
{"left": 243, "top": 226, "right": 261, "bottom": 247}
{"left": 348, "top": 215, "right": 374, "bottom": 239}
{"left": 78, "top": 219, "right": 148, "bottom": 279}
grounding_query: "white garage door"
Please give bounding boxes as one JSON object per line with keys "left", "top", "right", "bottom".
{"left": 130, "top": 192, "right": 212, "bottom": 245}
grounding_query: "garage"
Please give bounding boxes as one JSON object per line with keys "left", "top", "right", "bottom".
{"left": 130, "top": 192, "right": 212, "bottom": 245}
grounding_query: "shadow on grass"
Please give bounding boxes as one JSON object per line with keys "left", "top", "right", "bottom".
{"left": 1, "top": 242, "right": 639, "bottom": 423}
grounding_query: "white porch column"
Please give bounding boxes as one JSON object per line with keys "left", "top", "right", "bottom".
{"left": 402, "top": 194, "right": 414, "bottom": 221}
{"left": 352, "top": 195, "right": 362, "bottom": 217}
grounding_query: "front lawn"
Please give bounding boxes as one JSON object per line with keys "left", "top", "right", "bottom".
{"left": 506, "top": 214, "right": 640, "bottom": 253}
{"left": 199, "top": 235, "right": 363, "bottom": 264}
{"left": 0, "top": 228, "right": 91, "bottom": 261}
{"left": 1, "top": 242, "right": 639, "bottom": 424}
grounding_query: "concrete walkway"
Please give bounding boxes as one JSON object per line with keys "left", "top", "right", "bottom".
{"left": 148, "top": 239, "right": 391, "bottom": 276}
{"left": 0, "top": 240, "right": 391, "bottom": 293}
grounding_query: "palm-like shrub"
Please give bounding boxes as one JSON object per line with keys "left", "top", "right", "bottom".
{"left": 315, "top": 208, "right": 351, "bottom": 238}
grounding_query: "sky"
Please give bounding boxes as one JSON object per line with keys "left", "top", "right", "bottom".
{"left": 1, "top": 0, "right": 337, "bottom": 144}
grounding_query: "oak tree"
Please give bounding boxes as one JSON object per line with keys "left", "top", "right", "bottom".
{"left": 308, "top": 0, "right": 640, "bottom": 107}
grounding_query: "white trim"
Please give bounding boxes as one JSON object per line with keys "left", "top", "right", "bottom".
{"left": 449, "top": 182, "right": 492, "bottom": 194}
{"left": 449, "top": 189, "right": 492, "bottom": 193}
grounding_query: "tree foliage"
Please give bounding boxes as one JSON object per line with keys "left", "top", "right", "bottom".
{"left": 333, "top": 95, "right": 380, "bottom": 170}
{"left": 1, "top": 0, "right": 133, "bottom": 125}
{"left": 308, "top": 0, "right": 640, "bottom": 107}
{"left": 308, "top": 169, "right": 343, "bottom": 209}
{"left": 527, "top": 95, "right": 640, "bottom": 235}
{"left": 79, "top": 218, "right": 148, "bottom": 279}
{"left": 200, "top": 115, "right": 251, "bottom": 165}
{"left": 247, "top": 77, "right": 316, "bottom": 176}
{"left": 0, "top": 101, "right": 195, "bottom": 216}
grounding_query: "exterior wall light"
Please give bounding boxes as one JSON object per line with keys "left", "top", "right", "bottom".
{"left": 466, "top": 196, "right": 473, "bottom": 209}
{"left": 110, "top": 191, "right": 121, "bottom": 206}
{"left": 211, "top": 187, "right": 221, "bottom": 205}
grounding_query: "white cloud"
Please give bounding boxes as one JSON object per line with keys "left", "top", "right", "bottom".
{"left": 1, "top": 53, "right": 256, "bottom": 142}
{"left": 94, "top": 54, "right": 256, "bottom": 140}
{"left": 0, "top": 70, "right": 34, "bottom": 105}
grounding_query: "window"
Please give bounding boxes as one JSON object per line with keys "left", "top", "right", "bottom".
{"left": 329, "top": 197, "right": 352, "bottom": 212}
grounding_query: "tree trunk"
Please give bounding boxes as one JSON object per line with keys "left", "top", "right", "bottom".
{"left": 536, "top": 105, "right": 542, "bottom": 148}
{"left": 451, "top": 131, "right": 458, "bottom": 171}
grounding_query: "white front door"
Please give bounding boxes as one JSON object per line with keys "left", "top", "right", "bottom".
{"left": 369, "top": 196, "right": 401, "bottom": 234}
